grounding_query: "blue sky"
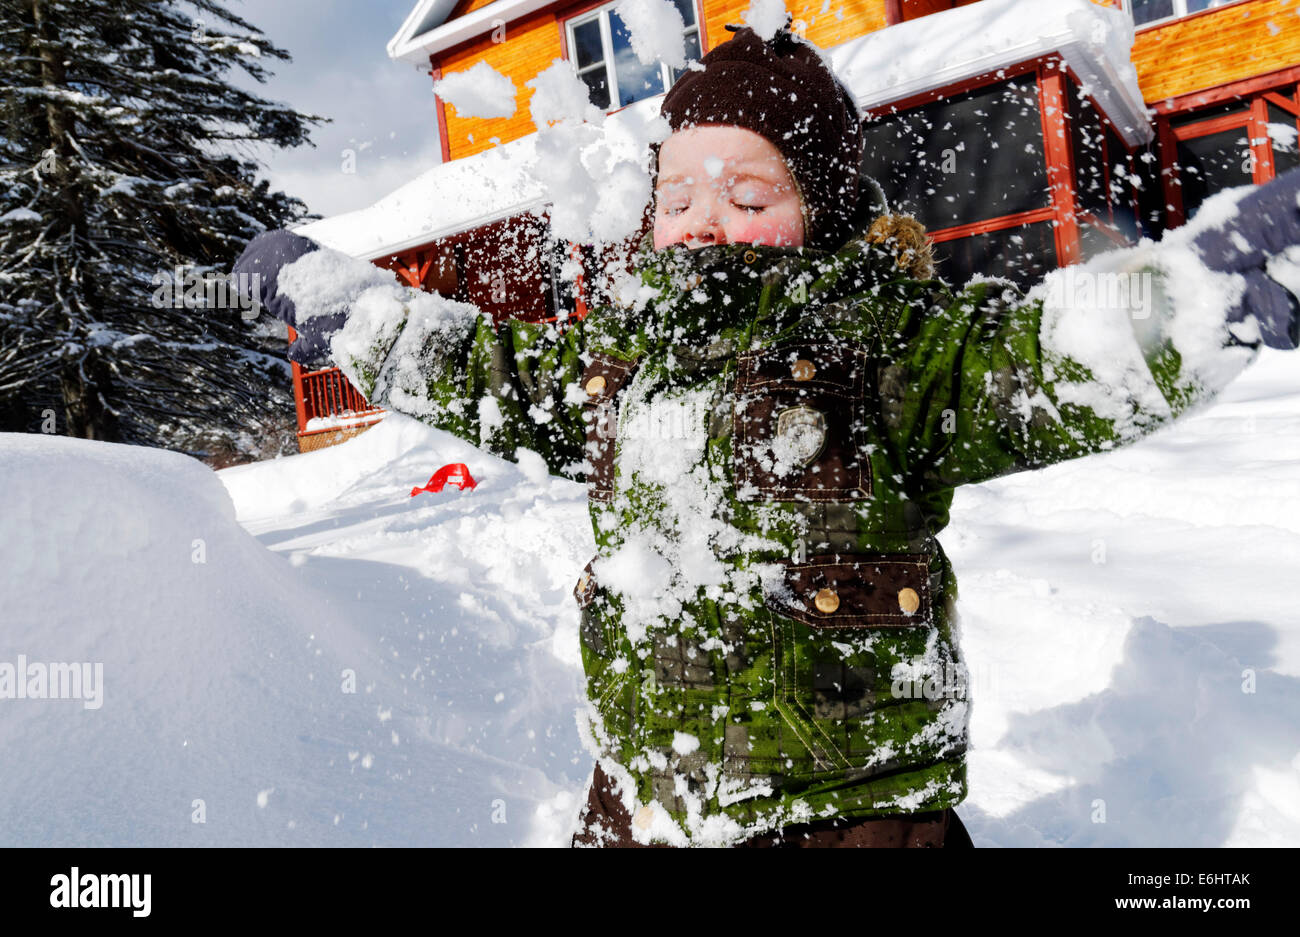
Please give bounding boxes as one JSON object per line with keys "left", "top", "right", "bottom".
{"left": 225, "top": 0, "right": 445, "bottom": 219}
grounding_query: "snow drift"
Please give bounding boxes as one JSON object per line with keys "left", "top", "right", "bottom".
{"left": 0, "top": 423, "right": 592, "bottom": 846}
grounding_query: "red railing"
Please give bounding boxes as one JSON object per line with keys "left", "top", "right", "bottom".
{"left": 288, "top": 326, "right": 384, "bottom": 436}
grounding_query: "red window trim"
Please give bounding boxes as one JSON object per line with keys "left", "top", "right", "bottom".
{"left": 1156, "top": 78, "right": 1300, "bottom": 228}
{"left": 430, "top": 63, "right": 452, "bottom": 164}
{"left": 1170, "top": 110, "right": 1253, "bottom": 140}
{"left": 1038, "top": 61, "right": 1081, "bottom": 267}
{"left": 926, "top": 206, "right": 1057, "bottom": 244}
{"left": 1264, "top": 91, "right": 1300, "bottom": 118}
{"left": 1151, "top": 64, "right": 1300, "bottom": 116}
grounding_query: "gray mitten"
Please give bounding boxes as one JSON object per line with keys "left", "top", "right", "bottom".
{"left": 1189, "top": 167, "right": 1300, "bottom": 349}
{"left": 232, "top": 229, "right": 347, "bottom": 364}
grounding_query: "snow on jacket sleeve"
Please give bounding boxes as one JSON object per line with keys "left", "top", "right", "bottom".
{"left": 277, "top": 244, "right": 590, "bottom": 478}
{"left": 878, "top": 219, "right": 1271, "bottom": 493}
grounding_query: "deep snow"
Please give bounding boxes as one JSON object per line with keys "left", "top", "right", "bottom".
{"left": 1, "top": 348, "right": 1297, "bottom": 846}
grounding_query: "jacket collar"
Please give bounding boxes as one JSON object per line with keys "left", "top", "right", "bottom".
{"left": 615, "top": 225, "right": 906, "bottom": 362}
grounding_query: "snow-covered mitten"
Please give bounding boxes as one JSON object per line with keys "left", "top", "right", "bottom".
{"left": 1188, "top": 166, "right": 1300, "bottom": 349}
{"left": 232, "top": 229, "right": 340, "bottom": 363}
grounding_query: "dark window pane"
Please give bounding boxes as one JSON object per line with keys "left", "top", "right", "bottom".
{"left": 1130, "top": 0, "right": 1174, "bottom": 25}
{"left": 610, "top": 11, "right": 665, "bottom": 106}
{"left": 1131, "top": 139, "right": 1166, "bottom": 239}
{"left": 935, "top": 221, "right": 1058, "bottom": 292}
{"left": 1068, "top": 84, "right": 1107, "bottom": 218}
{"left": 578, "top": 66, "right": 609, "bottom": 110}
{"left": 1168, "top": 100, "right": 1249, "bottom": 128}
{"left": 1186, "top": 0, "right": 1234, "bottom": 12}
{"left": 1267, "top": 102, "right": 1300, "bottom": 176}
{"left": 573, "top": 18, "right": 603, "bottom": 70}
{"left": 1078, "top": 220, "right": 1126, "bottom": 262}
{"left": 670, "top": 0, "right": 697, "bottom": 28}
{"left": 1175, "top": 128, "right": 1252, "bottom": 220}
{"left": 861, "top": 75, "right": 1049, "bottom": 230}
{"left": 1104, "top": 123, "right": 1141, "bottom": 242}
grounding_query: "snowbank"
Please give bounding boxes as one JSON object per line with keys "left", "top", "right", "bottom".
{"left": 0, "top": 421, "right": 593, "bottom": 846}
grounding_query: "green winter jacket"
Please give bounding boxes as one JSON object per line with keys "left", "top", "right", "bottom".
{"left": 331, "top": 218, "right": 1257, "bottom": 845}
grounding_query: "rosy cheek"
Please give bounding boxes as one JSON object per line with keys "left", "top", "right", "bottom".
{"left": 653, "top": 216, "right": 681, "bottom": 250}
{"left": 729, "top": 215, "right": 802, "bottom": 247}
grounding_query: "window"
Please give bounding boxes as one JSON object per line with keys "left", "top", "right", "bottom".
{"left": 1126, "top": 0, "right": 1238, "bottom": 28}
{"left": 566, "top": 0, "right": 701, "bottom": 110}
{"left": 1268, "top": 101, "right": 1300, "bottom": 176}
{"left": 860, "top": 75, "right": 1049, "bottom": 231}
{"left": 935, "top": 220, "right": 1058, "bottom": 291}
{"left": 860, "top": 74, "right": 1062, "bottom": 290}
{"left": 1068, "top": 84, "right": 1142, "bottom": 252}
{"left": 1161, "top": 86, "right": 1300, "bottom": 223}
{"left": 1175, "top": 128, "right": 1253, "bottom": 219}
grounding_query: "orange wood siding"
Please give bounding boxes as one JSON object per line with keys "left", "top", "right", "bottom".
{"left": 436, "top": 0, "right": 892, "bottom": 161}
{"left": 438, "top": 11, "right": 563, "bottom": 160}
{"left": 701, "top": 0, "right": 889, "bottom": 51}
{"left": 1131, "top": 0, "right": 1300, "bottom": 103}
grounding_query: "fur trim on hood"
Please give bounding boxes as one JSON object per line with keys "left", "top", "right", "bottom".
{"left": 864, "top": 213, "right": 935, "bottom": 281}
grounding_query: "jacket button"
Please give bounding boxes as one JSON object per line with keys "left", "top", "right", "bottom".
{"left": 898, "top": 587, "right": 921, "bottom": 615}
{"left": 743, "top": 249, "right": 757, "bottom": 264}
{"left": 814, "top": 588, "right": 840, "bottom": 614}
{"left": 585, "top": 375, "right": 607, "bottom": 396}
{"left": 791, "top": 359, "right": 816, "bottom": 381}
{"left": 577, "top": 572, "right": 591, "bottom": 593}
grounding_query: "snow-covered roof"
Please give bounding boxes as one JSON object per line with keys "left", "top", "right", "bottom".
{"left": 311, "top": 0, "right": 1152, "bottom": 260}
{"left": 829, "top": 0, "right": 1153, "bottom": 148}
{"left": 294, "top": 94, "right": 659, "bottom": 258}
{"left": 295, "top": 133, "right": 546, "bottom": 259}
{"left": 389, "top": 0, "right": 554, "bottom": 66}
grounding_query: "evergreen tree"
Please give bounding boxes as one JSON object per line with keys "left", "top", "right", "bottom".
{"left": 0, "top": 0, "right": 322, "bottom": 458}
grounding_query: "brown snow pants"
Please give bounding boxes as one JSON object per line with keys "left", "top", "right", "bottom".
{"left": 571, "top": 762, "right": 974, "bottom": 848}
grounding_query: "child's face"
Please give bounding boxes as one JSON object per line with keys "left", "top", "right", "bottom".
{"left": 653, "top": 125, "right": 806, "bottom": 251}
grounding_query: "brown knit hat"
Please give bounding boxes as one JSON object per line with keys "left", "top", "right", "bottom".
{"left": 654, "top": 19, "right": 864, "bottom": 252}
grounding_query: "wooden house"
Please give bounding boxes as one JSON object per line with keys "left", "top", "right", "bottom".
{"left": 289, "top": 0, "right": 1300, "bottom": 451}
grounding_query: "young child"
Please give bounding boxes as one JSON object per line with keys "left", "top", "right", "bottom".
{"left": 236, "top": 22, "right": 1300, "bottom": 848}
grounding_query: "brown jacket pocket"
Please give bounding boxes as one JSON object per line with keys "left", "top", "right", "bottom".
{"left": 580, "top": 354, "right": 639, "bottom": 503}
{"left": 574, "top": 557, "right": 609, "bottom": 655}
{"left": 733, "top": 342, "right": 872, "bottom": 502}
{"left": 766, "top": 552, "right": 933, "bottom": 629}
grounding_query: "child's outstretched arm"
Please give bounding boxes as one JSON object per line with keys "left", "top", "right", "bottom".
{"left": 878, "top": 169, "right": 1300, "bottom": 493}
{"left": 232, "top": 229, "right": 590, "bottom": 479}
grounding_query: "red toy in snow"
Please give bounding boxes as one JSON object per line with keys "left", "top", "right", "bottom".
{"left": 410, "top": 463, "right": 478, "bottom": 497}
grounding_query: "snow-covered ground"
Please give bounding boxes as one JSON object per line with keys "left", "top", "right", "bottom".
{"left": 1, "top": 348, "right": 1297, "bottom": 847}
